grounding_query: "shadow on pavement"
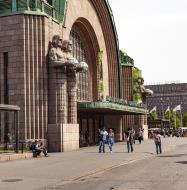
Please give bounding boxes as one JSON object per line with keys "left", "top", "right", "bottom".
{"left": 158, "top": 154, "right": 187, "bottom": 158}
{"left": 176, "top": 161, "right": 187, "bottom": 164}
{"left": 84, "top": 152, "right": 128, "bottom": 154}
{"left": 142, "top": 152, "right": 155, "bottom": 155}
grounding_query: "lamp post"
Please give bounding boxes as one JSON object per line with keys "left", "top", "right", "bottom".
{"left": 160, "top": 97, "right": 164, "bottom": 130}
{"left": 180, "top": 103, "right": 183, "bottom": 127}
{"left": 166, "top": 97, "right": 170, "bottom": 129}
{"left": 160, "top": 98, "right": 164, "bottom": 119}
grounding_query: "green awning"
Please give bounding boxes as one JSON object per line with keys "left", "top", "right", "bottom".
{"left": 78, "top": 101, "right": 148, "bottom": 115}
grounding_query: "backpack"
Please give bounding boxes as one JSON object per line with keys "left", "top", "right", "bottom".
{"left": 30, "top": 144, "right": 36, "bottom": 151}
{"left": 155, "top": 135, "right": 161, "bottom": 143}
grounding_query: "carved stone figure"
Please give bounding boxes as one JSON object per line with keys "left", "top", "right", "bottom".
{"left": 49, "top": 35, "right": 74, "bottom": 67}
{"left": 62, "top": 40, "right": 88, "bottom": 72}
{"left": 139, "top": 78, "right": 153, "bottom": 96}
{"left": 49, "top": 35, "right": 88, "bottom": 72}
{"left": 62, "top": 40, "right": 78, "bottom": 69}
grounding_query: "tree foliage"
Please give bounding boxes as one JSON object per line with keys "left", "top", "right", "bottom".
{"left": 164, "top": 110, "right": 181, "bottom": 128}
{"left": 183, "top": 112, "right": 187, "bottom": 127}
{"left": 148, "top": 112, "right": 158, "bottom": 120}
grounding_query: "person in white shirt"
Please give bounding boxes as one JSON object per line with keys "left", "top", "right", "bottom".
{"left": 108, "top": 129, "right": 114, "bottom": 153}
{"left": 98, "top": 128, "right": 108, "bottom": 153}
{"left": 154, "top": 131, "right": 162, "bottom": 154}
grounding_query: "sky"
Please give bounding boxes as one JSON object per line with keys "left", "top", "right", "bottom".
{"left": 108, "top": 0, "right": 187, "bottom": 85}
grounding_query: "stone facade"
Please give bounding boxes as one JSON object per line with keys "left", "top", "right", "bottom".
{"left": 0, "top": 0, "right": 148, "bottom": 151}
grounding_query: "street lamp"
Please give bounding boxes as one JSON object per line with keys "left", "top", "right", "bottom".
{"left": 160, "top": 97, "right": 164, "bottom": 119}
{"left": 166, "top": 97, "right": 170, "bottom": 129}
{"left": 180, "top": 102, "right": 183, "bottom": 127}
{"left": 160, "top": 97, "right": 165, "bottom": 131}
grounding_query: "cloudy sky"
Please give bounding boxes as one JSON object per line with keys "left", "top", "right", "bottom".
{"left": 108, "top": 0, "right": 187, "bottom": 84}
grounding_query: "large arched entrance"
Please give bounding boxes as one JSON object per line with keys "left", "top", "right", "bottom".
{"left": 69, "top": 18, "right": 103, "bottom": 146}
{"left": 70, "top": 17, "right": 100, "bottom": 102}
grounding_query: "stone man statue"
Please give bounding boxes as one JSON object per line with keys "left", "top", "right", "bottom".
{"left": 139, "top": 78, "right": 153, "bottom": 96}
{"left": 49, "top": 35, "right": 88, "bottom": 72}
{"left": 138, "top": 77, "right": 153, "bottom": 103}
{"left": 62, "top": 40, "right": 88, "bottom": 72}
{"left": 49, "top": 35, "right": 75, "bottom": 67}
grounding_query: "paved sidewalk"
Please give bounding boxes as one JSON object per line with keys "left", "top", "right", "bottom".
{"left": 0, "top": 152, "right": 32, "bottom": 162}
{"left": 0, "top": 137, "right": 187, "bottom": 190}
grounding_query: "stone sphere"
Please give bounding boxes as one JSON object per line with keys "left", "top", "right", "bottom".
{"left": 77, "top": 62, "right": 88, "bottom": 72}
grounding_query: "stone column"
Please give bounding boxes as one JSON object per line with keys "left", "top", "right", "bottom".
{"left": 142, "top": 114, "right": 148, "bottom": 140}
{"left": 48, "top": 66, "right": 67, "bottom": 124}
{"left": 56, "top": 69, "right": 68, "bottom": 124}
{"left": 134, "top": 114, "right": 148, "bottom": 140}
{"left": 48, "top": 66, "right": 80, "bottom": 152}
{"left": 48, "top": 66, "right": 68, "bottom": 152}
{"left": 67, "top": 69, "right": 77, "bottom": 124}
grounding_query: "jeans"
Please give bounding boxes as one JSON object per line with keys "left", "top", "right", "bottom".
{"left": 155, "top": 143, "right": 162, "bottom": 154}
{"left": 99, "top": 140, "right": 105, "bottom": 153}
{"left": 138, "top": 136, "right": 142, "bottom": 144}
{"left": 127, "top": 141, "right": 133, "bottom": 152}
{"left": 108, "top": 138, "right": 114, "bottom": 152}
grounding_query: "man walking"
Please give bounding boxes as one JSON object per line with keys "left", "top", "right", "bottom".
{"left": 154, "top": 131, "right": 162, "bottom": 154}
{"left": 124, "top": 128, "right": 134, "bottom": 153}
{"left": 98, "top": 128, "right": 108, "bottom": 153}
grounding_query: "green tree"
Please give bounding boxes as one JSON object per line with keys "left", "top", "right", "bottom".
{"left": 148, "top": 112, "right": 158, "bottom": 120}
{"left": 97, "top": 51, "right": 104, "bottom": 100}
{"left": 183, "top": 112, "right": 187, "bottom": 127}
{"left": 167, "top": 110, "right": 181, "bottom": 129}
{"left": 98, "top": 80, "right": 104, "bottom": 96}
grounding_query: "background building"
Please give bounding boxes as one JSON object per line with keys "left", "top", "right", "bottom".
{"left": 145, "top": 83, "right": 187, "bottom": 119}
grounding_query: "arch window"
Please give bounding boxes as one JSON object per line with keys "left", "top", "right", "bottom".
{"left": 70, "top": 30, "right": 88, "bottom": 101}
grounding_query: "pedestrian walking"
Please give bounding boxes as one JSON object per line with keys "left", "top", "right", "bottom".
{"left": 98, "top": 128, "right": 108, "bottom": 153}
{"left": 108, "top": 129, "right": 114, "bottom": 153}
{"left": 131, "top": 128, "right": 136, "bottom": 144}
{"left": 124, "top": 128, "right": 134, "bottom": 153}
{"left": 137, "top": 128, "right": 143, "bottom": 144}
{"left": 154, "top": 131, "right": 162, "bottom": 154}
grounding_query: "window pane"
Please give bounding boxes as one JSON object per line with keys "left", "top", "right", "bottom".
{"left": 70, "top": 30, "right": 88, "bottom": 101}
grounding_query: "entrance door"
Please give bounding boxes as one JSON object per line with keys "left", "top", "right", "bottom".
{"left": 78, "top": 115, "right": 104, "bottom": 147}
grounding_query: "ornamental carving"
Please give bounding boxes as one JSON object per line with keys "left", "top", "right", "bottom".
{"left": 138, "top": 78, "right": 153, "bottom": 96}
{"left": 49, "top": 35, "right": 88, "bottom": 72}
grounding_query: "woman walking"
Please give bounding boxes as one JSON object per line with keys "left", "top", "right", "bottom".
{"left": 137, "top": 128, "right": 143, "bottom": 144}
{"left": 108, "top": 129, "right": 114, "bottom": 153}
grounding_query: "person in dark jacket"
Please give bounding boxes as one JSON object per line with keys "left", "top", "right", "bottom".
{"left": 124, "top": 128, "right": 134, "bottom": 153}
{"left": 30, "top": 140, "right": 48, "bottom": 157}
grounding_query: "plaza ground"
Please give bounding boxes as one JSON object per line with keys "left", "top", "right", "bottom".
{"left": 0, "top": 137, "right": 187, "bottom": 190}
